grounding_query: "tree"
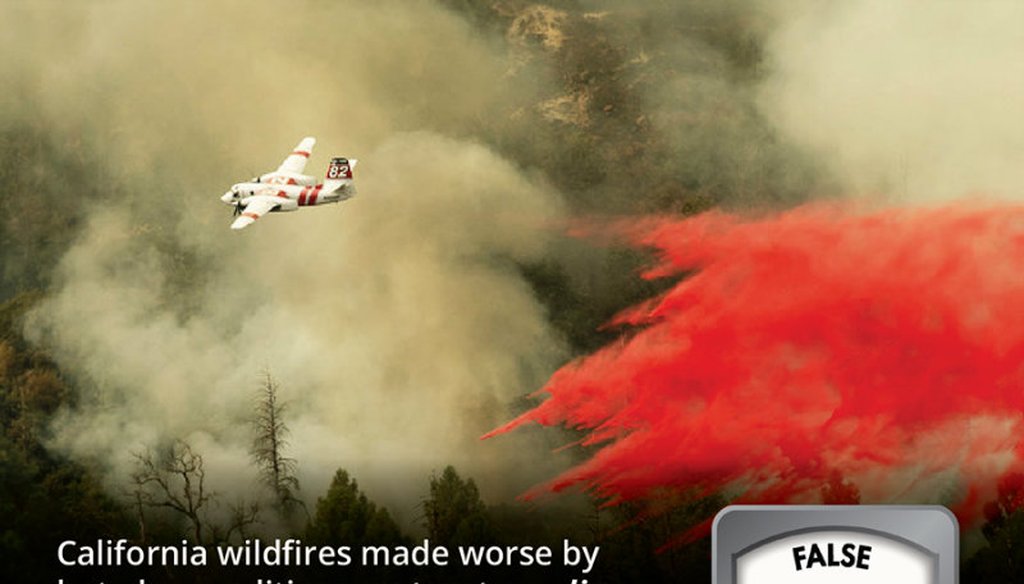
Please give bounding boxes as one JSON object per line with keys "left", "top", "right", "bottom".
{"left": 251, "top": 370, "right": 302, "bottom": 516}
{"left": 421, "top": 465, "right": 494, "bottom": 546}
{"left": 130, "top": 439, "right": 215, "bottom": 544}
{"left": 130, "top": 439, "right": 260, "bottom": 548}
{"left": 964, "top": 473, "right": 1024, "bottom": 582}
{"left": 307, "top": 469, "right": 404, "bottom": 546}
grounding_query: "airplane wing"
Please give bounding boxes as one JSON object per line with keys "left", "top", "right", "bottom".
{"left": 276, "top": 136, "right": 316, "bottom": 175}
{"left": 231, "top": 197, "right": 280, "bottom": 230}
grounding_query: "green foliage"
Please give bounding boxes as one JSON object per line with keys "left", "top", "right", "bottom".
{"left": 1, "top": 402, "right": 127, "bottom": 579}
{"left": 307, "top": 469, "right": 406, "bottom": 547}
{"left": 0, "top": 6, "right": 1018, "bottom": 582}
{"left": 519, "top": 247, "right": 677, "bottom": 356}
{"left": 422, "top": 465, "right": 495, "bottom": 547}
{"left": 0, "top": 432, "right": 37, "bottom": 571}
{"left": 963, "top": 474, "right": 1024, "bottom": 582}
{"left": 0, "top": 295, "right": 130, "bottom": 582}
{"left": 587, "top": 493, "right": 723, "bottom": 584}
{"left": 964, "top": 511, "right": 1024, "bottom": 583}
{"left": 0, "top": 126, "right": 114, "bottom": 299}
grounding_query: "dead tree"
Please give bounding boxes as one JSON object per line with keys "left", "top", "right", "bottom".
{"left": 131, "top": 439, "right": 213, "bottom": 543}
{"left": 251, "top": 370, "right": 303, "bottom": 516}
{"left": 211, "top": 499, "right": 261, "bottom": 544}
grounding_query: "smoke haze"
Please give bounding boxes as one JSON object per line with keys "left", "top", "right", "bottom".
{"left": 760, "top": 0, "right": 1024, "bottom": 202}
{"left": 8, "top": 0, "right": 570, "bottom": 520}
{"left": 5, "top": 0, "right": 1022, "bottom": 529}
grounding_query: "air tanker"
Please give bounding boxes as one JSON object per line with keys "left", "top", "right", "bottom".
{"left": 220, "top": 137, "right": 357, "bottom": 230}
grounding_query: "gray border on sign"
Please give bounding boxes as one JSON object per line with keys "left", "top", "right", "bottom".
{"left": 711, "top": 505, "right": 958, "bottom": 584}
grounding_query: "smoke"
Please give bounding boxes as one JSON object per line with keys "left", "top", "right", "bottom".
{"left": 8, "top": 0, "right": 570, "bottom": 520}
{"left": 489, "top": 205, "right": 1024, "bottom": 529}
{"left": 30, "top": 132, "right": 566, "bottom": 516}
{"left": 2, "top": 0, "right": 835, "bottom": 522}
{"left": 759, "top": 0, "right": 1024, "bottom": 202}
{"left": 579, "top": 0, "right": 827, "bottom": 208}
{"left": 481, "top": 0, "right": 1024, "bottom": 536}
{"left": 15, "top": 0, "right": 1015, "bottom": 535}
{"left": 501, "top": 0, "right": 829, "bottom": 211}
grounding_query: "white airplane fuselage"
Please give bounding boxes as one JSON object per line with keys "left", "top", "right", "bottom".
{"left": 228, "top": 181, "right": 348, "bottom": 213}
{"left": 219, "top": 137, "right": 357, "bottom": 229}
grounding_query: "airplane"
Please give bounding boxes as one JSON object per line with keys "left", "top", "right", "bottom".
{"left": 220, "top": 137, "right": 357, "bottom": 230}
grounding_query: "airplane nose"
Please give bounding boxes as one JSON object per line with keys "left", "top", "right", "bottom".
{"left": 221, "top": 192, "right": 235, "bottom": 204}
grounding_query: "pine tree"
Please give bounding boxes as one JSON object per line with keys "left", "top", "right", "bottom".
{"left": 421, "top": 465, "right": 494, "bottom": 546}
{"left": 307, "top": 469, "right": 404, "bottom": 546}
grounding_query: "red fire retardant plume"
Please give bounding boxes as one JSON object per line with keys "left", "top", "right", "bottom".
{"left": 487, "top": 204, "right": 1024, "bottom": 527}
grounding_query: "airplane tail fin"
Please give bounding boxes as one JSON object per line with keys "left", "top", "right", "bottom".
{"left": 323, "top": 157, "right": 357, "bottom": 195}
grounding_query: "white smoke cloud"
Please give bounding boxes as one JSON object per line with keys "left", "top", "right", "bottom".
{"left": 11, "top": 0, "right": 569, "bottom": 523}
{"left": 759, "top": 0, "right": 1024, "bottom": 202}
{"left": 20, "top": 0, "right": 1012, "bottom": 529}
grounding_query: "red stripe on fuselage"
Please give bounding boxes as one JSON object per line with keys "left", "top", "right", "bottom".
{"left": 309, "top": 184, "right": 322, "bottom": 206}
{"left": 298, "top": 187, "right": 309, "bottom": 206}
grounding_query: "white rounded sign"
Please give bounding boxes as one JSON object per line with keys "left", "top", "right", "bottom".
{"left": 713, "top": 506, "right": 958, "bottom": 584}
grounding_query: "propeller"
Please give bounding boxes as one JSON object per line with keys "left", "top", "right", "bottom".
{"left": 222, "top": 188, "right": 244, "bottom": 216}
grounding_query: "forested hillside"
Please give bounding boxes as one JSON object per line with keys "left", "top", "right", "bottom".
{"left": 1, "top": 2, "right": 1022, "bottom": 582}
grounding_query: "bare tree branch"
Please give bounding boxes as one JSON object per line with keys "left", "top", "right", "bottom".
{"left": 251, "top": 370, "right": 304, "bottom": 517}
{"left": 130, "top": 439, "right": 215, "bottom": 544}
